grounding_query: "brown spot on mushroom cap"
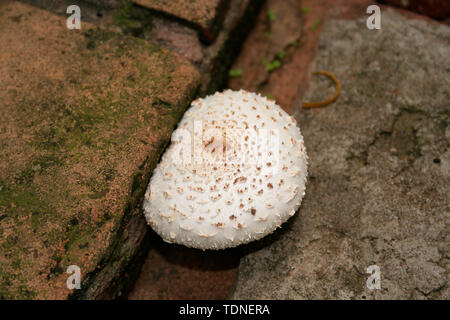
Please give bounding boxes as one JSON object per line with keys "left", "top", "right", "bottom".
{"left": 233, "top": 176, "right": 247, "bottom": 184}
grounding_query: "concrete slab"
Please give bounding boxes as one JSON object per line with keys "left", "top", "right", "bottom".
{"left": 232, "top": 9, "right": 449, "bottom": 300}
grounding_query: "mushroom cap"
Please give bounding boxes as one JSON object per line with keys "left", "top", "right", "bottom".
{"left": 143, "top": 90, "right": 307, "bottom": 250}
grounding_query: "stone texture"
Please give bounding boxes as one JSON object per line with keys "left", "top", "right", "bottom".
{"left": 0, "top": 1, "right": 200, "bottom": 299}
{"left": 232, "top": 10, "right": 449, "bottom": 300}
{"left": 228, "top": 0, "right": 302, "bottom": 102}
{"left": 229, "top": 0, "right": 377, "bottom": 113}
{"left": 196, "top": 0, "right": 263, "bottom": 94}
{"left": 378, "top": 0, "right": 450, "bottom": 20}
{"left": 25, "top": 0, "right": 263, "bottom": 95}
{"left": 134, "top": 0, "right": 228, "bottom": 42}
{"left": 128, "top": 0, "right": 264, "bottom": 93}
{"left": 83, "top": 0, "right": 126, "bottom": 9}
{"left": 19, "top": 0, "right": 121, "bottom": 30}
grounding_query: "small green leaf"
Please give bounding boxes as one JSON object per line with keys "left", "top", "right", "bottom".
{"left": 266, "top": 93, "right": 275, "bottom": 100}
{"left": 311, "top": 19, "right": 321, "bottom": 31}
{"left": 277, "top": 50, "right": 286, "bottom": 60}
{"left": 229, "top": 68, "right": 243, "bottom": 77}
{"left": 263, "top": 31, "right": 271, "bottom": 39}
{"left": 267, "top": 9, "right": 276, "bottom": 22}
{"left": 300, "top": 7, "right": 310, "bottom": 14}
{"left": 266, "top": 59, "right": 281, "bottom": 72}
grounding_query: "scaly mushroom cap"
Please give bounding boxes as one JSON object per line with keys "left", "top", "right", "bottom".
{"left": 143, "top": 90, "right": 307, "bottom": 250}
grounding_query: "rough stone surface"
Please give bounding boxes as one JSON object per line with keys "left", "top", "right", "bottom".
{"left": 378, "top": 0, "right": 450, "bottom": 20}
{"left": 0, "top": 1, "right": 200, "bottom": 299}
{"left": 228, "top": 0, "right": 303, "bottom": 98}
{"left": 27, "top": 0, "right": 263, "bottom": 95}
{"left": 130, "top": 0, "right": 264, "bottom": 94}
{"left": 18, "top": 0, "right": 122, "bottom": 32}
{"left": 197, "top": 0, "right": 263, "bottom": 94}
{"left": 232, "top": 10, "right": 449, "bottom": 299}
{"left": 229, "top": 0, "right": 378, "bottom": 113}
{"left": 84, "top": 0, "right": 126, "bottom": 9}
{"left": 134, "top": 0, "right": 227, "bottom": 41}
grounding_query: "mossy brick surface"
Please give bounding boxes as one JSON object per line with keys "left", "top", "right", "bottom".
{"left": 133, "top": 0, "right": 227, "bottom": 41}
{"left": 0, "top": 1, "right": 200, "bottom": 299}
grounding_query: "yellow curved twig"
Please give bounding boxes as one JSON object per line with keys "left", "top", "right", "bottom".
{"left": 302, "top": 71, "right": 340, "bottom": 108}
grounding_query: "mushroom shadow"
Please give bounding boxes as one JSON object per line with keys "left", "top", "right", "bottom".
{"left": 127, "top": 215, "right": 296, "bottom": 299}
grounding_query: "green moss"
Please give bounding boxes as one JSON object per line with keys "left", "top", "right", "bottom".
{"left": 311, "top": 19, "right": 321, "bottom": 31}
{"left": 12, "top": 257, "right": 21, "bottom": 270}
{"left": 131, "top": 171, "right": 144, "bottom": 194}
{"left": 34, "top": 154, "right": 65, "bottom": 171}
{"left": 62, "top": 215, "right": 101, "bottom": 255}
{"left": 0, "top": 273, "right": 14, "bottom": 299}
{"left": 0, "top": 186, "right": 44, "bottom": 219}
{"left": 49, "top": 259, "right": 64, "bottom": 277}
{"left": 152, "top": 97, "right": 172, "bottom": 109}
{"left": 31, "top": 210, "right": 42, "bottom": 231}
{"left": 300, "top": 7, "right": 310, "bottom": 14}
{"left": 267, "top": 9, "right": 276, "bottom": 22}
{"left": 17, "top": 286, "right": 37, "bottom": 300}
{"left": 1, "top": 12, "right": 200, "bottom": 299}
{"left": 114, "top": 3, "right": 153, "bottom": 37}
{"left": 229, "top": 68, "right": 243, "bottom": 77}
{"left": 266, "top": 93, "right": 275, "bottom": 100}
{"left": 265, "top": 59, "right": 281, "bottom": 72}
{"left": 83, "top": 29, "right": 115, "bottom": 50}
{"left": 2, "top": 235, "right": 17, "bottom": 249}
{"left": 15, "top": 167, "right": 35, "bottom": 185}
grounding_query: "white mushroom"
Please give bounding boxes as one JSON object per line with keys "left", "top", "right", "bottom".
{"left": 143, "top": 90, "right": 308, "bottom": 250}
